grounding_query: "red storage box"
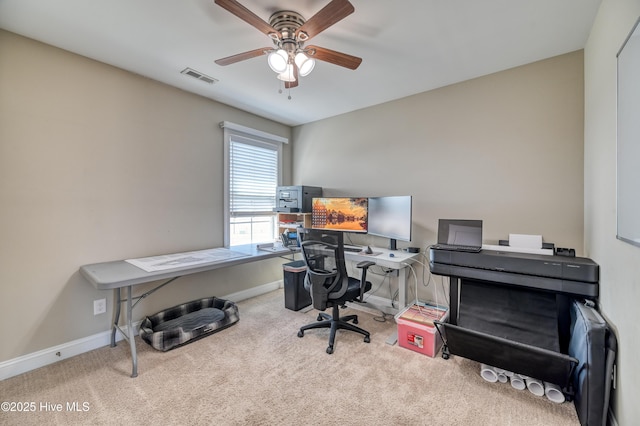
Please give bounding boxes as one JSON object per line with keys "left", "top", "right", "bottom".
{"left": 396, "top": 304, "right": 448, "bottom": 357}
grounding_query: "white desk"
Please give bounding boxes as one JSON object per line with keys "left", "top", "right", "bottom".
{"left": 343, "top": 247, "right": 419, "bottom": 311}
{"left": 80, "top": 244, "right": 417, "bottom": 377}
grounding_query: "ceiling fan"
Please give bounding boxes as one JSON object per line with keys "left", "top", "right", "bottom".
{"left": 213, "top": 0, "right": 362, "bottom": 89}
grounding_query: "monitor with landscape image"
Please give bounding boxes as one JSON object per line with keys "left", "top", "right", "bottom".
{"left": 311, "top": 197, "right": 368, "bottom": 233}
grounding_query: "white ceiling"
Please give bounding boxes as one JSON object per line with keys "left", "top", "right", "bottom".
{"left": 0, "top": 0, "right": 601, "bottom": 127}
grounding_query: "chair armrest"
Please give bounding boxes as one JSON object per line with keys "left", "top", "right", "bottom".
{"left": 355, "top": 261, "right": 375, "bottom": 302}
{"left": 356, "top": 261, "right": 375, "bottom": 269}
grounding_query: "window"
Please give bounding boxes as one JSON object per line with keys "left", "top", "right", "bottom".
{"left": 222, "top": 122, "right": 286, "bottom": 246}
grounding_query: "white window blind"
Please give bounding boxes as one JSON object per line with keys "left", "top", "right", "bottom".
{"left": 221, "top": 121, "right": 286, "bottom": 246}
{"left": 229, "top": 139, "right": 278, "bottom": 216}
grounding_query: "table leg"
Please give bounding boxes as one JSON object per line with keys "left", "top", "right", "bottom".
{"left": 126, "top": 285, "right": 138, "bottom": 378}
{"left": 385, "top": 267, "right": 410, "bottom": 345}
{"left": 398, "top": 267, "right": 408, "bottom": 309}
{"left": 111, "top": 287, "right": 121, "bottom": 348}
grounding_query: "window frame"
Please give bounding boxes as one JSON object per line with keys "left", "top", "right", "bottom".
{"left": 221, "top": 121, "right": 286, "bottom": 247}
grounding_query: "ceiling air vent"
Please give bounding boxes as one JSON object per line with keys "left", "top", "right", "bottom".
{"left": 180, "top": 68, "right": 218, "bottom": 84}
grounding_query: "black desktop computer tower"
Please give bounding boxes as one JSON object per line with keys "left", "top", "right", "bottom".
{"left": 275, "top": 185, "right": 322, "bottom": 213}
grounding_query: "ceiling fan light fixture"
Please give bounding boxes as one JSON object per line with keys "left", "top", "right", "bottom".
{"left": 267, "top": 49, "right": 288, "bottom": 73}
{"left": 294, "top": 52, "right": 315, "bottom": 77}
{"left": 276, "top": 64, "right": 296, "bottom": 82}
{"left": 213, "top": 1, "right": 363, "bottom": 91}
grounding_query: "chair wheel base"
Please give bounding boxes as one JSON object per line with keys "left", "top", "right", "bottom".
{"left": 298, "top": 304, "right": 370, "bottom": 354}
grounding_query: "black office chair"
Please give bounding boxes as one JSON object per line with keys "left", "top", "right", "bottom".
{"left": 297, "top": 229, "right": 375, "bottom": 354}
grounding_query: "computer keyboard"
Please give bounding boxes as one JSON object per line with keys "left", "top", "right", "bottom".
{"left": 343, "top": 245, "right": 362, "bottom": 252}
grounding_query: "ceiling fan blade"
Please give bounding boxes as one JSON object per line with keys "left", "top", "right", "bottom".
{"left": 296, "top": 0, "right": 354, "bottom": 40}
{"left": 285, "top": 64, "right": 299, "bottom": 89}
{"left": 215, "top": 47, "right": 270, "bottom": 66}
{"left": 214, "top": 0, "right": 278, "bottom": 36}
{"left": 306, "top": 45, "right": 362, "bottom": 70}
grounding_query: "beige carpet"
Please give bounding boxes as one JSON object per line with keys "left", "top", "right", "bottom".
{"left": 0, "top": 289, "right": 579, "bottom": 425}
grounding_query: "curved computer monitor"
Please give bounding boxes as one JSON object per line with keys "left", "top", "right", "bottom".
{"left": 367, "top": 196, "right": 412, "bottom": 250}
{"left": 311, "top": 197, "right": 368, "bottom": 233}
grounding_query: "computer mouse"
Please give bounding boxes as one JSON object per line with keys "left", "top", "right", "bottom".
{"left": 364, "top": 246, "right": 373, "bottom": 254}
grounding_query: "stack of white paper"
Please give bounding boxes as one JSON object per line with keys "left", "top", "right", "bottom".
{"left": 482, "top": 233, "right": 553, "bottom": 255}
{"left": 509, "top": 234, "right": 543, "bottom": 249}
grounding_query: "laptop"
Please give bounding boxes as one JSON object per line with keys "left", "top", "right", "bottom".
{"left": 433, "top": 219, "right": 483, "bottom": 252}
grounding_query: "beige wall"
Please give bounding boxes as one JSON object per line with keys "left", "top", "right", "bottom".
{"left": 4, "top": 11, "right": 635, "bottom": 421}
{"left": 584, "top": 0, "right": 640, "bottom": 423}
{"left": 293, "top": 51, "right": 585, "bottom": 303}
{"left": 0, "top": 30, "right": 291, "bottom": 362}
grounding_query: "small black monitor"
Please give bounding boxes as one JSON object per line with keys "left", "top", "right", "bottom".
{"left": 368, "top": 196, "right": 412, "bottom": 250}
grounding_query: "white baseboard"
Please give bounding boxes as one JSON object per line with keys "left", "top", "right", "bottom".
{"left": 0, "top": 325, "right": 139, "bottom": 381}
{"left": 0, "top": 281, "right": 282, "bottom": 381}
{"left": 224, "top": 280, "right": 283, "bottom": 303}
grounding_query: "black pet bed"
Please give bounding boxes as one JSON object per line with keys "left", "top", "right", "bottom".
{"left": 139, "top": 296, "right": 239, "bottom": 351}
